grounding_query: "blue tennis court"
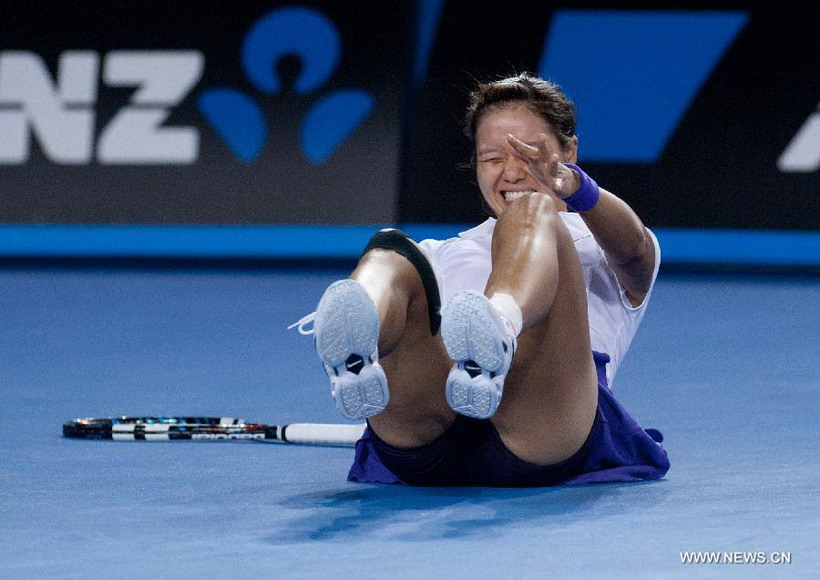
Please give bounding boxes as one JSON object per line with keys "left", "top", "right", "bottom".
{"left": 1, "top": 263, "right": 816, "bottom": 577}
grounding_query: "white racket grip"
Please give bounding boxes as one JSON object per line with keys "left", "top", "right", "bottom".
{"left": 278, "top": 423, "right": 366, "bottom": 446}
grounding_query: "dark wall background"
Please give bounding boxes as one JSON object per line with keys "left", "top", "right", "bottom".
{"left": 1, "top": 1, "right": 817, "bottom": 230}
{"left": 401, "top": 1, "right": 819, "bottom": 230}
{"left": 0, "top": 1, "right": 408, "bottom": 225}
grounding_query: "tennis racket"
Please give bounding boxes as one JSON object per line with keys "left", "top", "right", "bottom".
{"left": 63, "top": 416, "right": 366, "bottom": 446}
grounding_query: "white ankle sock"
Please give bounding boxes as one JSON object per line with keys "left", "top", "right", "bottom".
{"left": 489, "top": 293, "right": 523, "bottom": 336}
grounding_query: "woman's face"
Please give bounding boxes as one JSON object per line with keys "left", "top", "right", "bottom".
{"left": 474, "top": 104, "right": 574, "bottom": 216}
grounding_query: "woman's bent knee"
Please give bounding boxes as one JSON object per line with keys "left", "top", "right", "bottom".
{"left": 493, "top": 194, "right": 563, "bottom": 247}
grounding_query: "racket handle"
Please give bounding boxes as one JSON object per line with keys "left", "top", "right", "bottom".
{"left": 278, "top": 423, "right": 366, "bottom": 446}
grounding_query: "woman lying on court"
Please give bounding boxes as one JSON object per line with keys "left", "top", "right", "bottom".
{"left": 294, "top": 72, "right": 669, "bottom": 486}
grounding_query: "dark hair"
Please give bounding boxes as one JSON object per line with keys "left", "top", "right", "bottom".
{"left": 464, "top": 72, "right": 577, "bottom": 150}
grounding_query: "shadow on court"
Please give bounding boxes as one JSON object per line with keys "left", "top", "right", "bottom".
{"left": 266, "top": 481, "right": 670, "bottom": 543}
{"left": 2, "top": 266, "right": 817, "bottom": 576}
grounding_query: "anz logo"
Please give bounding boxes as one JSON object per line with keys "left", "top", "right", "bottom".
{"left": 199, "top": 7, "right": 373, "bottom": 164}
{"left": 0, "top": 6, "right": 372, "bottom": 165}
{"left": 0, "top": 50, "right": 203, "bottom": 165}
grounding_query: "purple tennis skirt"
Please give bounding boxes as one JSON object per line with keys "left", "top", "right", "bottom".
{"left": 347, "top": 351, "right": 670, "bottom": 487}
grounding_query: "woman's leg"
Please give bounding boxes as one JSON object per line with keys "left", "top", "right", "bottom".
{"left": 347, "top": 248, "right": 456, "bottom": 449}
{"left": 483, "top": 194, "right": 599, "bottom": 465}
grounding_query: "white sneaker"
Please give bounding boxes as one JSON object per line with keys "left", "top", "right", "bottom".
{"left": 310, "top": 279, "right": 389, "bottom": 420}
{"left": 440, "top": 290, "right": 516, "bottom": 419}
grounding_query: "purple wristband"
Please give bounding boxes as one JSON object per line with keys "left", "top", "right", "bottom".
{"left": 562, "top": 163, "right": 600, "bottom": 212}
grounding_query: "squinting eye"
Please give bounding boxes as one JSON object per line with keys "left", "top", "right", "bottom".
{"left": 480, "top": 158, "right": 502, "bottom": 164}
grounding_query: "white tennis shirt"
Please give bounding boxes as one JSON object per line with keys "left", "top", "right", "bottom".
{"left": 417, "top": 214, "right": 661, "bottom": 387}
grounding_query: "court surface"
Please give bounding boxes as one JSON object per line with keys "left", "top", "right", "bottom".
{"left": 1, "top": 263, "right": 817, "bottom": 578}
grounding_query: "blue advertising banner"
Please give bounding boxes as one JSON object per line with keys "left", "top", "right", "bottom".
{"left": 0, "top": 1, "right": 817, "bottom": 266}
{"left": 0, "top": 1, "right": 408, "bottom": 224}
{"left": 400, "top": 2, "right": 819, "bottom": 232}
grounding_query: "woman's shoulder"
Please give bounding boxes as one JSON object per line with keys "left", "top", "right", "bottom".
{"left": 419, "top": 218, "right": 494, "bottom": 249}
{"left": 417, "top": 219, "right": 495, "bottom": 266}
{"left": 457, "top": 218, "right": 496, "bottom": 242}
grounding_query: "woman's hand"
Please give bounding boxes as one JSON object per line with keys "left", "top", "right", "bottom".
{"left": 505, "top": 133, "right": 578, "bottom": 198}
{"left": 507, "top": 133, "right": 655, "bottom": 305}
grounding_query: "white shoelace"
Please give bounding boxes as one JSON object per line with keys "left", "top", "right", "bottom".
{"left": 287, "top": 312, "right": 316, "bottom": 335}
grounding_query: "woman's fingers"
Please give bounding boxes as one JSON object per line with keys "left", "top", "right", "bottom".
{"left": 506, "top": 133, "right": 571, "bottom": 193}
{"left": 548, "top": 152, "right": 560, "bottom": 176}
{"left": 506, "top": 134, "right": 540, "bottom": 160}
